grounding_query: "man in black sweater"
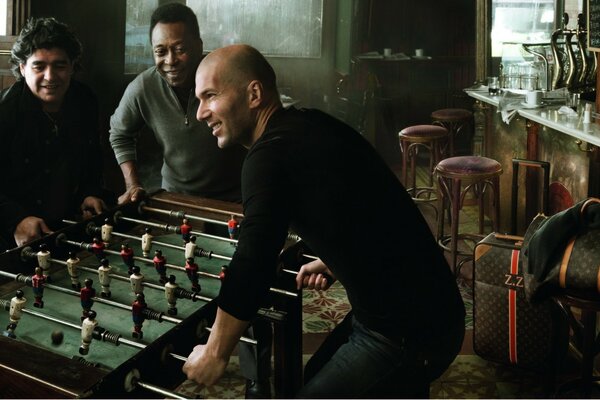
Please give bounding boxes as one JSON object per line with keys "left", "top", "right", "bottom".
{"left": 0, "top": 17, "right": 106, "bottom": 250}
{"left": 183, "top": 44, "right": 465, "bottom": 398}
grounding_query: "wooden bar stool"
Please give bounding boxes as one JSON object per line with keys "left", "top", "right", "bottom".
{"left": 435, "top": 156, "right": 502, "bottom": 274}
{"left": 431, "top": 108, "right": 473, "bottom": 156}
{"left": 398, "top": 125, "right": 448, "bottom": 207}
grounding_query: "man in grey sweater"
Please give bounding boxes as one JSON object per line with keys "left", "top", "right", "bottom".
{"left": 109, "top": 3, "right": 245, "bottom": 204}
{"left": 109, "top": 3, "right": 270, "bottom": 398}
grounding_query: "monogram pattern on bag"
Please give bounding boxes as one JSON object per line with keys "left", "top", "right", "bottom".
{"left": 564, "top": 231, "right": 600, "bottom": 292}
{"left": 474, "top": 236, "right": 556, "bottom": 369}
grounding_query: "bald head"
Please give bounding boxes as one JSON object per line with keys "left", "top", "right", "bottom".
{"left": 195, "top": 44, "right": 283, "bottom": 149}
{"left": 201, "top": 44, "right": 279, "bottom": 98}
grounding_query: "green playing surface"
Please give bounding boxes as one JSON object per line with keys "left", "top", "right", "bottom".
{"left": 0, "top": 228, "right": 235, "bottom": 371}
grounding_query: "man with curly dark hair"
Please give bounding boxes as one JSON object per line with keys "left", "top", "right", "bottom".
{"left": 0, "top": 17, "right": 107, "bottom": 249}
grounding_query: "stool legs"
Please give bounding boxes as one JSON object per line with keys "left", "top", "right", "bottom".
{"left": 437, "top": 176, "right": 500, "bottom": 274}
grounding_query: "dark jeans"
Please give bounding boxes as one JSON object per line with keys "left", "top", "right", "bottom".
{"left": 297, "top": 312, "right": 464, "bottom": 399}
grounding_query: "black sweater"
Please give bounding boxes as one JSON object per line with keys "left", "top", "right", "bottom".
{"left": 0, "top": 79, "right": 104, "bottom": 246}
{"left": 219, "top": 107, "right": 465, "bottom": 342}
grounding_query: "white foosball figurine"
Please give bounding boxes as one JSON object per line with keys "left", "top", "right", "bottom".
{"left": 66, "top": 251, "right": 81, "bottom": 290}
{"left": 129, "top": 265, "right": 144, "bottom": 295}
{"left": 98, "top": 258, "right": 112, "bottom": 298}
{"left": 3, "top": 290, "right": 26, "bottom": 338}
{"left": 184, "top": 235, "right": 197, "bottom": 260}
{"left": 141, "top": 227, "right": 153, "bottom": 257}
{"left": 101, "top": 218, "right": 113, "bottom": 244}
{"left": 37, "top": 243, "right": 51, "bottom": 276}
{"left": 79, "top": 310, "right": 98, "bottom": 355}
{"left": 165, "top": 275, "right": 178, "bottom": 316}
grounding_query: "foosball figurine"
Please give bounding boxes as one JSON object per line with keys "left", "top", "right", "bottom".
{"left": 120, "top": 243, "right": 135, "bottom": 275}
{"left": 185, "top": 257, "right": 201, "bottom": 293}
{"left": 91, "top": 237, "right": 105, "bottom": 262}
{"left": 66, "top": 251, "right": 81, "bottom": 290}
{"left": 98, "top": 258, "right": 112, "bottom": 298}
{"left": 180, "top": 218, "right": 192, "bottom": 244}
{"left": 101, "top": 218, "right": 113, "bottom": 244}
{"left": 164, "top": 275, "right": 178, "bottom": 316}
{"left": 153, "top": 250, "right": 168, "bottom": 284}
{"left": 141, "top": 227, "right": 153, "bottom": 257}
{"left": 31, "top": 267, "right": 47, "bottom": 308}
{"left": 79, "top": 310, "right": 98, "bottom": 355}
{"left": 80, "top": 278, "right": 96, "bottom": 321}
{"left": 131, "top": 293, "right": 147, "bottom": 339}
{"left": 184, "top": 235, "right": 197, "bottom": 260}
{"left": 36, "top": 243, "right": 51, "bottom": 276}
{"left": 3, "top": 290, "right": 26, "bottom": 338}
{"left": 219, "top": 265, "right": 228, "bottom": 281}
{"left": 227, "top": 215, "right": 239, "bottom": 239}
{"left": 129, "top": 265, "right": 144, "bottom": 295}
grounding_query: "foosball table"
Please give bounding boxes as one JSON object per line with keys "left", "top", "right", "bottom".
{"left": 0, "top": 191, "right": 304, "bottom": 398}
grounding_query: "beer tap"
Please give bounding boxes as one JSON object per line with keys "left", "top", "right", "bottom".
{"left": 576, "top": 13, "right": 589, "bottom": 87}
{"left": 550, "top": 13, "right": 568, "bottom": 89}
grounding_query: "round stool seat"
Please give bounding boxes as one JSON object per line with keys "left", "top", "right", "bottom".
{"left": 399, "top": 125, "right": 448, "bottom": 143}
{"left": 436, "top": 156, "right": 502, "bottom": 178}
{"left": 435, "top": 156, "right": 502, "bottom": 275}
{"left": 431, "top": 108, "right": 473, "bottom": 122}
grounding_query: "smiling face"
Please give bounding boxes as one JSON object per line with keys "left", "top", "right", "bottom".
{"left": 195, "top": 60, "right": 255, "bottom": 149}
{"left": 19, "top": 47, "right": 73, "bottom": 112}
{"left": 151, "top": 21, "right": 202, "bottom": 89}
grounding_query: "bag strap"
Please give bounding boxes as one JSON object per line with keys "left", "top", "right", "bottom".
{"left": 581, "top": 197, "right": 600, "bottom": 216}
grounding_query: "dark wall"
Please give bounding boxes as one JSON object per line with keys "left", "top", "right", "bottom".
{"left": 31, "top": 0, "right": 128, "bottom": 193}
{"left": 349, "top": 0, "right": 477, "bottom": 164}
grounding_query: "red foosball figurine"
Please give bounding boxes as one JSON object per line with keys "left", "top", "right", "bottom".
{"left": 91, "top": 237, "right": 105, "bottom": 262}
{"left": 31, "top": 267, "right": 46, "bottom": 308}
{"left": 219, "top": 265, "right": 228, "bottom": 281}
{"left": 153, "top": 250, "right": 168, "bottom": 284}
{"left": 180, "top": 218, "right": 192, "bottom": 244}
{"left": 227, "top": 215, "right": 239, "bottom": 239}
{"left": 80, "top": 278, "right": 96, "bottom": 321}
{"left": 131, "top": 293, "right": 147, "bottom": 339}
{"left": 185, "top": 257, "right": 201, "bottom": 293}
{"left": 120, "top": 243, "right": 135, "bottom": 275}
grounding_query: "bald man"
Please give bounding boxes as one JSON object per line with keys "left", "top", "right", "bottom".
{"left": 183, "top": 44, "right": 465, "bottom": 398}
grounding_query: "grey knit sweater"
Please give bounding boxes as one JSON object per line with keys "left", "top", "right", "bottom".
{"left": 109, "top": 67, "right": 246, "bottom": 202}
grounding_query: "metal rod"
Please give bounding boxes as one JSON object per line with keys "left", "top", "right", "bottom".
{"left": 117, "top": 215, "right": 178, "bottom": 233}
{"left": 136, "top": 380, "right": 189, "bottom": 399}
{"left": 144, "top": 198, "right": 243, "bottom": 218}
{"left": 16, "top": 306, "right": 147, "bottom": 350}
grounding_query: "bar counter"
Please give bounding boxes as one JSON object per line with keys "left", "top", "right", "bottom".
{"left": 465, "top": 89, "right": 599, "bottom": 234}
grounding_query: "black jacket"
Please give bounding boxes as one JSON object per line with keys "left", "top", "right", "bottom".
{"left": 0, "top": 79, "right": 104, "bottom": 248}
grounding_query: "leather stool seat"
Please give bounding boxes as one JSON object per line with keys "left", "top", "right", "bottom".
{"left": 435, "top": 156, "right": 502, "bottom": 274}
{"left": 431, "top": 108, "right": 473, "bottom": 122}
{"left": 398, "top": 125, "right": 448, "bottom": 210}
{"left": 431, "top": 108, "right": 473, "bottom": 156}
{"left": 436, "top": 155, "right": 502, "bottom": 177}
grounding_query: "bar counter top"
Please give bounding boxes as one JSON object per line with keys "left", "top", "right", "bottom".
{"left": 466, "top": 89, "right": 600, "bottom": 148}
